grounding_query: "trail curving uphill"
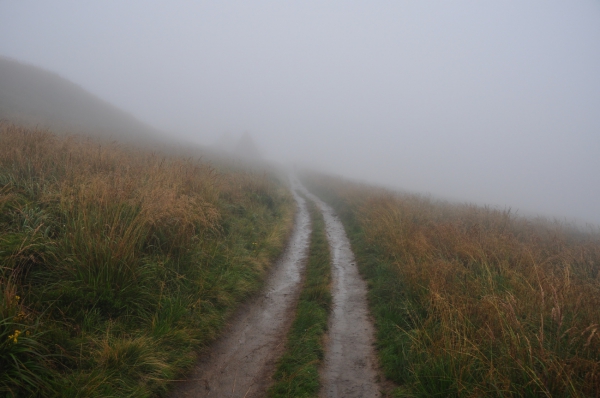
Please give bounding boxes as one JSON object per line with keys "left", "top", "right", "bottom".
{"left": 171, "top": 180, "right": 312, "bottom": 398}
{"left": 300, "top": 185, "right": 382, "bottom": 398}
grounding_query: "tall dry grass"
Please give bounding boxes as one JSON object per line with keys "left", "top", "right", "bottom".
{"left": 0, "top": 123, "right": 294, "bottom": 396}
{"left": 303, "top": 173, "right": 600, "bottom": 397}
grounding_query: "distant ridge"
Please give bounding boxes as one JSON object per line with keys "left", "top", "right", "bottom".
{"left": 0, "top": 56, "right": 163, "bottom": 141}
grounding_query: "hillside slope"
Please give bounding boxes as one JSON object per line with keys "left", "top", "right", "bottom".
{"left": 303, "top": 172, "right": 600, "bottom": 397}
{"left": 0, "top": 124, "right": 295, "bottom": 396}
{"left": 0, "top": 56, "right": 162, "bottom": 141}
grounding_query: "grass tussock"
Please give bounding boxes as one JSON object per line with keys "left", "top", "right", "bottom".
{"left": 0, "top": 123, "right": 295, "bottom": 397}
{"left": 269, "top": 198, "right": 332, "bottom": 397}
{"left": 302, "top": 173, "right": 600, "bottom": 398}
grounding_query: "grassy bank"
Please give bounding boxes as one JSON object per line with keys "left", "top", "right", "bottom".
{"left": 269, "top": 198, "right": 332, "bottom": 398}
{"left": 0, "top": 123, "right": 295, "bottom": 397}
{"left": 302, "top": 173, "right": 600, "bottom": 397}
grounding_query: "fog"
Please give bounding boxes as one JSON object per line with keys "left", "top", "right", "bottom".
{"left": 1, "top": 1, "right": 599, "bottom": 224}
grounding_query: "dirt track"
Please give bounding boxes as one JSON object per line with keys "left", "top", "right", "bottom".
{"left": 171, "top": 178, "right": 381, "bottom": 397}
{"left": 170, "top": 180, "right": 311, "bottom": 397}
{"left": 301, "top": 188, "right": 381, "bottom": 398}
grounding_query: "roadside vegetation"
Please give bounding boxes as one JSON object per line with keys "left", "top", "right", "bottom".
{"left": 303, "top": 173, "right": 600, "bottom": 397}
{"left": 0, "top": 123, "right": 295, "bottom": 397}
{"left": 269, "top": 198, "right": 332, "bottom": 398}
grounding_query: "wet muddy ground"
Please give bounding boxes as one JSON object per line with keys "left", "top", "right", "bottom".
{"left": 171, "top": 178, "right": 381, "bottom": 397}
{"left": 170, "top": 183, "right": 311, "bottom": 398}
{"left": 301, "top": 188, "right": 381, "bottom": 398}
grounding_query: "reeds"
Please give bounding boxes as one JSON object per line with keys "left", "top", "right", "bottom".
{"left": 303, "top": 173, "right": 600, "bottom": 397}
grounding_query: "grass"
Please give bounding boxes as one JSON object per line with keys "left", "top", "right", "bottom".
{"left": 302, "top": 172, "right": 600, "bottom": 398}
{"left": 269, "top": 198, "right": 332, "bottom": 398}
{"left": 0, "top": 123, "right": 295, "bottom": 397}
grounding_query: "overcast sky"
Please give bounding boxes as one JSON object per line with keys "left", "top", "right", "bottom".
{"left": 1, "top": 1, "right": 599, "bottom": 224}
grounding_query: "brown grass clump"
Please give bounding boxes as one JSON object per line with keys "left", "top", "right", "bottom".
{"left": 304, "top": 173, "right": 600, "bottom": 397}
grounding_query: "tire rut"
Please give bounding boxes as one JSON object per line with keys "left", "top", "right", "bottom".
{"left": 170, "top": 180, "right": 312, "bottom": 398}
{"left": 299, "top": 184, "right": 382, "bottom": 398}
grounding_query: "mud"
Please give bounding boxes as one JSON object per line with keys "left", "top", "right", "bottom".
{"left": 300, "top": 186, "right": 382, "bottom": 398}
{"left": 170, "top": 180, "right": 312, "bottom": 398}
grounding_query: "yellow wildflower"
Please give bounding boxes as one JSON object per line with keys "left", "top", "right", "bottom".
{"left": 8, "top": 330, "right": 21, "bottom": 343}
{"left": 14, "top": 311, "right": 26, "bottom": 321}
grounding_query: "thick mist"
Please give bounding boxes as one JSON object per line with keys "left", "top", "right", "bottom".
{"left": 1, "top": 1, "right": 599, "bottom": 224}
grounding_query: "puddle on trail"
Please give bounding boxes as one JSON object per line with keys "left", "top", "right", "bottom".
{"left": 170, "top": 179, "right": 311, "bottom": 398}
{"left": 301, "top": 187, "right": 381, "bottom": 398}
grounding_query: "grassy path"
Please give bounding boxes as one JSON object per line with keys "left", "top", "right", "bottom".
{"left": 306, "top": 189, "right": 382, "bottom": 398}
{"left": 270, "top": 179, "right": 382, "bottom": 397}
{"left": 268, "top": 197, "right": 332, "bottom": 397}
